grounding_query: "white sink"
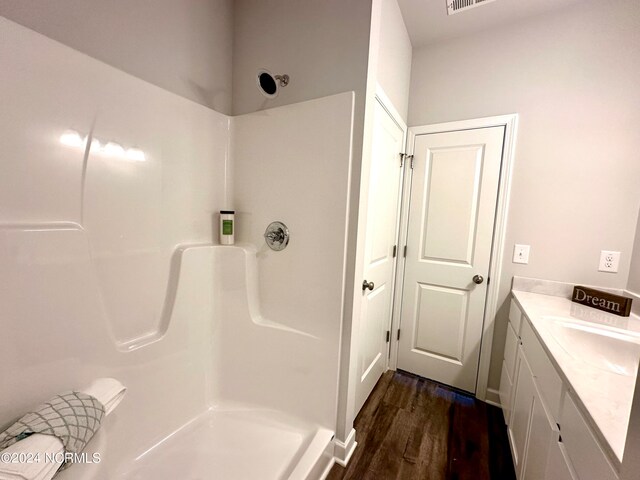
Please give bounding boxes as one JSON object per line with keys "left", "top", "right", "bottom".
{"left": 545, "top": 316, "right": 640, "bottom": 377}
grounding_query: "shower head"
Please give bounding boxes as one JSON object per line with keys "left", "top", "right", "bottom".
{"left": 256, "top": 69, "right": 290, "bottom": 98}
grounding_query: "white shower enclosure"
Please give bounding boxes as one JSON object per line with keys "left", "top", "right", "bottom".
{"left": 0, "top": 18, "right": 355, "bottom": 480}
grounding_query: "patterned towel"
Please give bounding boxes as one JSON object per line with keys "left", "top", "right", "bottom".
{"left": 0, "top": 392, "right": 104, "bottom": 467}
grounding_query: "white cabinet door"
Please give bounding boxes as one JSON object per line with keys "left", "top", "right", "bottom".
{"left": 509, "top": 348, "right": 535, "bottom": 477}
{"left": 397, "top": 126, "right": 504, "bottom": 392}
{"left": 522, "top": 383, "right": 557, "bottom": 480}
{"left": 560, "top": 394, "right": 618, "bottom": 480}
{"left": 355, "top": 97, "right": 405, "bottom": 414}
{"left": 545, "top": 440, "right": 578, "bottom": 480}
{"left": 500, "top": 359, "right": 514, "bottom": 424}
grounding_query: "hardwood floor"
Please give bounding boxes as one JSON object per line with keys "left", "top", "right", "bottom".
{"left": 327, "top": 370, "right": 516, "bottom": 480}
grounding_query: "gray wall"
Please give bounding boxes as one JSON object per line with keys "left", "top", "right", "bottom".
{"left": 628, "top": 209, "right": 640, "bottom": 294}
{"left": 407, "top": 0, "right": 640, "bottom": 390}
{"left": 231, "top": 0, "right": 372, "bottom": 116}
{"left": 0, "top": 0, "right": 234, "bottom": 114}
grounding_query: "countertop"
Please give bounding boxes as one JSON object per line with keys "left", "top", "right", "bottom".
{"left": 511, "top": 288, "right": 640, "bottom": 465}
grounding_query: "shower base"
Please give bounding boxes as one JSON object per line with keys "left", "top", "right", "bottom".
{"left": 116, "top": 405, "right": 334, "bottom": 480}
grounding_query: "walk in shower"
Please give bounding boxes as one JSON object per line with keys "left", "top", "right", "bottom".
{"left": 0, "top": 17, "right": 355, "bottom": 480}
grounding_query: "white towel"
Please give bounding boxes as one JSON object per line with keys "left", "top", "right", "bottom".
{"left": 82, "top": 378, "right": 127, "bottom": 416}
{"left": 0, "top": 378, "right": 126, "bottom": 480}
{"left": 0, "top": 434, "right": 63, "bottom": 480}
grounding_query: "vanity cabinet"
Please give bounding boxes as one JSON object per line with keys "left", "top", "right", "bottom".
{"left": 499, "top": 298, "right": 618, "bottom": 480}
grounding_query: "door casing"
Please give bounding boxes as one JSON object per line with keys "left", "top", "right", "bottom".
{"left": 388, "top": 114, "right": 518, "bottom": 403}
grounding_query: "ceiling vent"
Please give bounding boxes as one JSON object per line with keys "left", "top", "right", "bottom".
{"left": 447, "top": 0, "right": 497, "bottom": 15}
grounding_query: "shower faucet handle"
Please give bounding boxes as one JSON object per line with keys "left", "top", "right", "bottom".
{"left": 265, "top": 230, "right": 284, "bottom": 242}
{"left": 264, "top": 222, "right": 290, "bottom": 251}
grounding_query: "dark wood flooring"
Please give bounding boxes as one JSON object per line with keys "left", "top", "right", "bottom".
{"left": 327, "top": 370, "right": 516, "bottom": 480}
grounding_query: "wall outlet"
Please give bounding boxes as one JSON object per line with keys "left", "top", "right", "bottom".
{"left": 513, "top": 244, "right": 530, "bottom": 264}
{"left": 598, "top": 250, "right": 621, "bottom": 273}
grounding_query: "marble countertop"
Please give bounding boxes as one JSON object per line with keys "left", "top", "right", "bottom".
{"left": 511, "top": 286, "right": 640, "bottom": 465}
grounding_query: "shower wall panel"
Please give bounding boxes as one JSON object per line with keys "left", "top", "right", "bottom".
{"left": 0, "top": 16, "right": 230, "bottom": 452}
{"left": 229, "top": 93, "right": 355, "bottom": 429}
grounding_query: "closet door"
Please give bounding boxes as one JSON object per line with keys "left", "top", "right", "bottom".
{"left": 397, "top": 126, "right": 504, "bottom": 392}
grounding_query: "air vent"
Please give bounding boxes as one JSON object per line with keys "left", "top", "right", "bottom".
{"left": 447, "top": 0, "right": 497, "bottom": 15}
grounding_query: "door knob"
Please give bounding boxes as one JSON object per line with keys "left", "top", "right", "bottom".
{"left": 362, "top": 280, "right": 374, "bottom": 291}
{"left": 472, "top": 275, "right": 484, "bottom": 285}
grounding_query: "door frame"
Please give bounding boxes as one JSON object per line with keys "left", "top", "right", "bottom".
{"left": 388, "top": 114, "right": 518, "bottom": 403}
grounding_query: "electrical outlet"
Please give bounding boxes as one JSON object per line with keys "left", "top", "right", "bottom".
{"left": 598, "top": 250, "right": 620, "bottom": 273}
{"left": 513, "top": 244, "right": 530, "bottom": 264}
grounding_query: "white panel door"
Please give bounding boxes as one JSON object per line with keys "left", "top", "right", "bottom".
{"left": 355, "top": 98, "right": 405, "bottom": 414}
{"left": 397, "top": 126, "right": 504, "bottom": 392}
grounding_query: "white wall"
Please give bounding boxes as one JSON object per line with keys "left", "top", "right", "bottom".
{"left": 0, "top": 0, "right": 234, "bottom": 114}
{"left": 627, "top": 209, "right": 640, "bottom": 295}
{"left": 376, "top": 0, "right": 412, "bottom": 121}
{"left": 407, "top": 0, "right": 640, "bottom": 390}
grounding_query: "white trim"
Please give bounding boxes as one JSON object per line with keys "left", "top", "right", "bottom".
{"left": 485, "top": 387, "right": 502, "bottom": 408}
{"left": 476, "top": 114, "right": 518, "bottom": 400}
{"left": 333, "top": 428, "right": 357, "bottom": 466}
{"left": 375, "top": 85, "right": 407, "bottom": 132}
{"left": 397, "top": 114, "right": 518, "bottom": 400}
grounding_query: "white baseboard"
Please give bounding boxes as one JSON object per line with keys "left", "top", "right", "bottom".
{"left": 485, "top": 387, "right": 502, "bottom": 408}
{"left": 333, "top": 428, "right": 357, "bottom": 467}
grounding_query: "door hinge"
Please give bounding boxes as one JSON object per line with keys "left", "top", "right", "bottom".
{"left": 386, "top": 330, "right": 390, "bottom": 343}
{"left": 399, "top": 152, "right": 404, "bottom": 167}
{"left": 397, "top": 329, "right": 401, "bottom": 340}
{"left": 392, "top": 245, "right": 397, "bottom": 257}
{"left": 403, "top": 245, "right": 407, "bottom": 257}
{"left": 405, "top": 154, "right": 414, "bottom": 169}
{"left": 487, "top": 276, "right": 491, "bottom": 285}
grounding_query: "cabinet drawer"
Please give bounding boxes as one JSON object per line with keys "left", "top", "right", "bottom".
{"left": 500, "top": 359, "right": 513, "bottom": 423}
{"left": 504, "top": 321, "right": 519, "bottom": 381}
{"left": 521, "top": 319, "right": 563, "bottom": 421}
{"left": 560, "top": 394, "right": 618, "bottom": 480}
{"left": 509, "top": 298, "right": 523, "bottom": 334}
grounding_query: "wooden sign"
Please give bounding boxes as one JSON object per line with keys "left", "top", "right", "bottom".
{"left": 572, "top": 286, "right": 632, "bottom": 317}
